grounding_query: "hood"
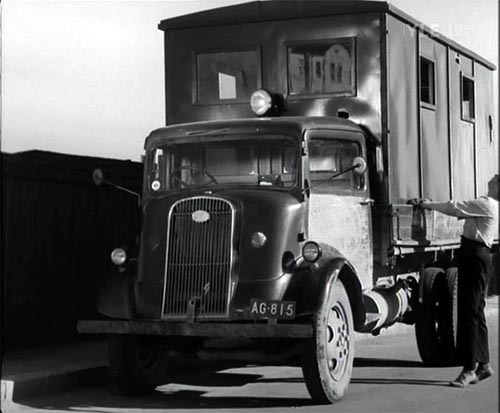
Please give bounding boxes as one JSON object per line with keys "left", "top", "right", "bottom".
{"left": 138, "top": 189, "right": 306, "bottom": 285}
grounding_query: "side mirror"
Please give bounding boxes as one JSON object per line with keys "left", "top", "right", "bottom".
{"left": 92, "top": 168, "right": 104, "bottom": 186}
{"left": 352, "top": 157, "right": 367, "bottom": 175}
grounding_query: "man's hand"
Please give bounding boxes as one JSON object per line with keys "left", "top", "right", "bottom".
{"left": 407, "top": 198, "right": 423, "bottom": 206}
{"left": 407, "top": 198, "right": 431, "bottom": 208}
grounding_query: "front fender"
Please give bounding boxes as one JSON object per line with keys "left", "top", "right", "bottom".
{"left": 97, "top": 263, "right": 136, "bottom": 320}
{"left": 284, "top": 244, "right": 365, "bottom": 330}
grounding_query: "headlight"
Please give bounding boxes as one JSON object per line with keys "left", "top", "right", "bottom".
{"left": 250, "top": 89, "right": 273, "bottom": 116}
{"left": 302, "top": 241, "right": 322, "bottom": 263}
{"left": 151, "top": 180, "right": 161, "bottom": 191}
{"left": 111, "top": 248, "right": 127, "bottom": 266}
{"left": 251, "top": 232, "right": 267, "bottom": 248}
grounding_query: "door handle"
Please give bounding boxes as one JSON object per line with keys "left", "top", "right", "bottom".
{"left": 359, "top": 198, "right": 374, "bottom": 206}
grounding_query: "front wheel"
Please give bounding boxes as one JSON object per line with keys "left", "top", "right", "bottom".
{"left": 108, "top": 335, "right": 168, "bottom": 395}
{"left": 302, "top": 277, "right": 354, "bottom": 404}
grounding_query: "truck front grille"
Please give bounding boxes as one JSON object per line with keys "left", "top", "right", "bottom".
{"left": 162, "top": 196, "right": 234, "bottom": 319}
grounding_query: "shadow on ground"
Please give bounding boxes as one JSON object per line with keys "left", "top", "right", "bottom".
{"left": 19, "top": 356, "right": 446, "bottom": 411}
{"left": 21, "top": 384, "right": 315, "bottom": 411}
{"left": 351, "top": 377, "right": 450, "bottom": 387}
{"left": 354, "top": 357, "right": 424, "bottom": 368}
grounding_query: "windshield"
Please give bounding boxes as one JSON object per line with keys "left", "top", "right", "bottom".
{"left": 148, "top": 136, "right": 298, "bottom": 192}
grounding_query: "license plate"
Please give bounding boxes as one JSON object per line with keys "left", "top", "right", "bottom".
{"left": 249, "top": 299, "right": 296, "bottom": 319}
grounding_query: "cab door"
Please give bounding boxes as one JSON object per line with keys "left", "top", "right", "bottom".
{"left": 306, "top": 129, "right": 373, "bottom": 289}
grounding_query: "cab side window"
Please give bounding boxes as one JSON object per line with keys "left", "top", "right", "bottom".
{"left": 309, "top": 138, "right": 363, "bottom": 193}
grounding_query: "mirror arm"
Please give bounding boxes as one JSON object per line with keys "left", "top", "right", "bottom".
{"left": 101, "top": 179, "right": 141, "bottom": 207}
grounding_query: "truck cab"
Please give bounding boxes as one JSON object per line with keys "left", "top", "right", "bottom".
{"left": 136, "top": 115, "right": 369, "bottom": 321}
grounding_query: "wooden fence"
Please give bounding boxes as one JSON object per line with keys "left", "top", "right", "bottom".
{"left": 1, "top": 151, "right": 143, "bottom": 350}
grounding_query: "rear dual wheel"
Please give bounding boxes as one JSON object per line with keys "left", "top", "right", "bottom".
{"left": 302, "top": 278, "right": 354, "bottom": 404}
{"left": 415, "top": 267, "right": 458, "bottom": 366}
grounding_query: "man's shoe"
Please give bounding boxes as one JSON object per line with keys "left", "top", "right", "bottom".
{"left": 449, "top": 369, "right": 478, "bottom": 388}
{"left": 476, "top": 364, "right": 494, "bottom": 381}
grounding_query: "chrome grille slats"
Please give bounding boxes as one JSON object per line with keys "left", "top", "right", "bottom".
{"left": 162, "top": 196, "right": 233, "bottom": 319}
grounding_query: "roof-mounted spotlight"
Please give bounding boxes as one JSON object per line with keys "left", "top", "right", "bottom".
{"left": 250, "top": 89, "right": 284, "bottom": 117}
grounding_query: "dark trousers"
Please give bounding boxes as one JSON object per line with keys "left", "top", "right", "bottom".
{"left": 457, "top": 237, "right": 492, "bottom": 371}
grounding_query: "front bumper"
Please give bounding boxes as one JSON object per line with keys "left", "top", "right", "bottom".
{"left": 77, "top": 319, "right": 312, "bottom": 338}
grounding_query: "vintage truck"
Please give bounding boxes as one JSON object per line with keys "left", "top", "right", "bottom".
{"left": 78, "top": 0, "right": 498, "bottom": 404}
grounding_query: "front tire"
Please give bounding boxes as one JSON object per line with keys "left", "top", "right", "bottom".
{"left": 302, "top": 277, "right": 354, "bottom": 404}
{"left": 108, "top": 335, "right": 168, "bottom": 395}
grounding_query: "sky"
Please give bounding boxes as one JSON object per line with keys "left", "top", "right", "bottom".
{"left": 1, "top": 0, "right": 498, "bottom": 161}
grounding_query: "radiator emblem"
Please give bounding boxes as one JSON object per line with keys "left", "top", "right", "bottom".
{"left": 192, "top": 209, "right": 210, "bottom": 223}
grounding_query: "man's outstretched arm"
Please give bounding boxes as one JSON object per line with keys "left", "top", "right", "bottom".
{"left": 421, "top": 199, "right": 490, "bottom": 219}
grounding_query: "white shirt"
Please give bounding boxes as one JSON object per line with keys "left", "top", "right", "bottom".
{"left": 423, "top": 196, "right": 499, "bottom": 248}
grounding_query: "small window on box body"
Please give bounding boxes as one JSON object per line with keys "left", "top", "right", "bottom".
{"left": 196, "top": 50, "right": 260, "bottom": 104}
{"left": 288, "top": 38, "right": 356, "bottom": 96}
{"left": 461, "top": 75, "right": 475, "bottom": 120}
{"left": 420, "top": 57, "right": 435, "bottom": 106}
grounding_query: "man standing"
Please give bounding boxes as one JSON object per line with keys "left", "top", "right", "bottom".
{"left": 419, "top": 175, "right": 498, "bottom": 387}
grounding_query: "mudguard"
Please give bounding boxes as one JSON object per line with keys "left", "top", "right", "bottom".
{"left": 285, "top": 243, "right": 366, "bottom": 330}
{"left": 97, "top": 263, "right": 137, "bottom": 320}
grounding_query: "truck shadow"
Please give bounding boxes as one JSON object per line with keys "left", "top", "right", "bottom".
{"left": 21, "top": 384, "right": 316, "bottom": 411}
{"left": 354, "top": 357, "right": 425, "bottom": 368}
{"left": 20, "top": 363, "right": 314, "bottom": 410}
{"left": 351, "top": 378, "right": 451, "bottom": 387}
{"left": 20, "top": 357, "right": 446, "bottom": 411}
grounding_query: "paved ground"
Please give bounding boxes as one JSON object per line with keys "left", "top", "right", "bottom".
{"left": 2, "top": 298, "right": 498, "bottom": 413}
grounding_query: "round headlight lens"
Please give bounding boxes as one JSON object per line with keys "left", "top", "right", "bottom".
{"left": 250, "top": 90, "right": 273, "bottom": 116}
{"left": 111, "top": 248, "right": 127, "bottom": 266}
{"left": 302, "top": 241, "right": 322, "bottom": 263}
{"left": 151, "top": 180, "right": 161, "bottom": 191}
{"left": 251, "top": 232, "right": 267, "bottom": 248}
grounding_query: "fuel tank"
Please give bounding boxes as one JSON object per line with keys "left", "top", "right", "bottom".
{"left": 359, "top": 278, "right": 412, "bottom": 334}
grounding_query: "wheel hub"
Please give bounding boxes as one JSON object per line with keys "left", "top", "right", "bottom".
{"left": 326, "top": 304, "right": 350, "bottom": 379}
